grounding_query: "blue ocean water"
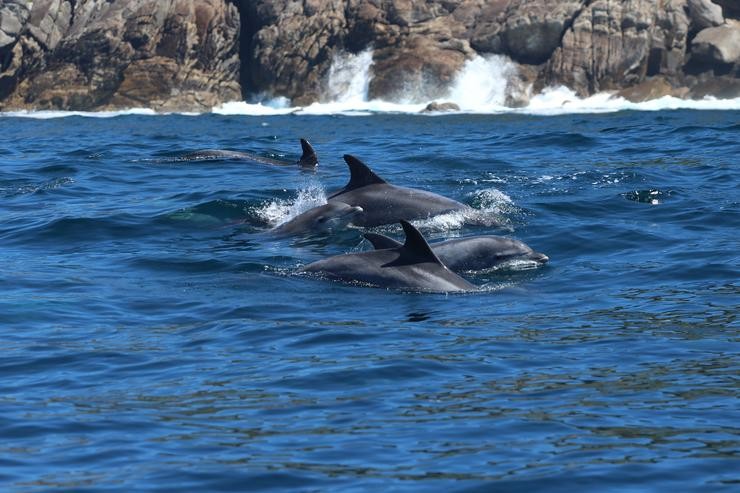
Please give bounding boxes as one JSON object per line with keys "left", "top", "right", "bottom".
{"left": 1, "top": 110, "right": 738, "bottom": 492}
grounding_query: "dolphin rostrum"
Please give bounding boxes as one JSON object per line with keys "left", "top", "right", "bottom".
{"left": 300, "top": 220, "right": 478, "bottom": 293}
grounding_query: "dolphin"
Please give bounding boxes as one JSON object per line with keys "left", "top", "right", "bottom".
{"left": 300, "top": 220, "right": 478, "bottom": 293}
{"left": 326, "top": 155, "right": 472, "bottom": 227}
{"left": 179, "top": 138, "right": 318, "bottom": 168}
{"left": 271, "top": 202, "right": 364, "bottom": 236}
{"left": 364, "top": 232, "right": 549, "bottom": 272}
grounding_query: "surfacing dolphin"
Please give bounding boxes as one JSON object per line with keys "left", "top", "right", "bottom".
{"left": 364, "top": 233, "right": 549, "bottom": 272}
{"left": 271, "top": 202, "right": 364, "bottom": 236}
{"left": 300, "top": 220, "right": 478, "bottom": 293}
{"left": 179, "top": 138, "right": 318, "bottom": 168}
{"left": 327, "top": 155, "right": 472, "bottom": 227}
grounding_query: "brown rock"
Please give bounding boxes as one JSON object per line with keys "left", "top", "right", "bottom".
{"left": 687, "top": 75, "right": 740, "bottom": 98}
{"left": 616, "top": 77, "right": 685, "bottom": 101}
{"left": 544, "top": 0, "right": 690, "bottom": 96}
{"left": 0, "top": 0, "right": 240, "bottom": 112}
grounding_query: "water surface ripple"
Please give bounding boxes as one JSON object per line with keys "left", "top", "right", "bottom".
{"left": 0, "top": 111, "right": 738, "bottom": 492}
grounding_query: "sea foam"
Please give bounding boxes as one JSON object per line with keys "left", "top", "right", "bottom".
{"left": 4, "top": 50, "right": 740, "bottom": 119}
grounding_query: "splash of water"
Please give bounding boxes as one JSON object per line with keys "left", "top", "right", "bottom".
{"left": 255, "top": 183, "right": 328, "bottom": 227}
{"left": 446, "top": 55, "right": 520, "bottom": 110}
{"left": 324, "top": 49, "right": 374, "bottom": 103}
{"left": 6, "top": 46, "right": 740, "bottom": 118}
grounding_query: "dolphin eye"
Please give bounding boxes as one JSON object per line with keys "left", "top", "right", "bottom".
{"left": 317, "top": 216, "right": 327, "bottom": 223}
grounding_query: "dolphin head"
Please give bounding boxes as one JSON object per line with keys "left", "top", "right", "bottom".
{"left": 314, "top": 202, "right": 363, "bottom": 231}
{"left": 297, "top": 138, "right": 318, "bottom": 168}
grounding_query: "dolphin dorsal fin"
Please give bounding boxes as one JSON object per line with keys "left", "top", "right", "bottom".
{"left": 297, "top": 138, "right": 318, "bottom": 167}
{"left": 399, "top": 220, "right": 444, "bottom": 265}
{"left": 343, "top": 155, "right": 387, "bottom": 190}
{"left": 364, "top": 232, "right": 402, "bottom": 250}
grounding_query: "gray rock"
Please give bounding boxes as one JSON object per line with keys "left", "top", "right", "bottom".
{"left": 500, "top": 1, "right": 584, "bottom": 65}
{"left": 544, "top": 0, "right": 691, "bottom": 96}
{"left": 421, "top": 101, "right": 461, "bottom": 112}
{"left": 0, "top": 0, "right": 31, "bottom": 47}
{"left": 691, "top": 22, "right": 740, "bottom": 64}
{"left": 687, "top": 0, "right": 725, "bottom": 30}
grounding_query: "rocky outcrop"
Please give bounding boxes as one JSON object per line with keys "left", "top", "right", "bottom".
{"left": 691, "top": 21, "right": 740, "bottom": 65}
{"left": 0, "top": 0, "right": 240, "bottom": 111}
{"left": 242, "top": 0, "right": 740, "bottom": 105}
{"left": 687, "top": 0, "right": 724, "bottom": 30}
{"left": 0, "top": 0, "right": 738, "bottom": 111}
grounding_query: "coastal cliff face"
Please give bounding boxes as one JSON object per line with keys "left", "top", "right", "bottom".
{"left": 1, "top": 0, "right": 738, "bottom": 111}
{"left": 0, "top": 0, "right": 241, "bottom": 111}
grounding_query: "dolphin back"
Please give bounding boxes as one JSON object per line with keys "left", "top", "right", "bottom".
{"left": 364, "top": 232, "right": 403, "bottom": 250}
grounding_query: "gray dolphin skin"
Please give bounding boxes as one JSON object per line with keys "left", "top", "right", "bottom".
{"left": 271, "top": 202, "right": 364, "bottom": 236}
{"left": 327, "top": 155, "right": 471, "bottom": 227}
{"left": 301, "top": 220, "right": 478, "bottom": 292}
{"left": 180, "top": 138, "right": 318, "bottom": 168}
{"left": 364, "top": 233, "right": 549, "bottom": 272}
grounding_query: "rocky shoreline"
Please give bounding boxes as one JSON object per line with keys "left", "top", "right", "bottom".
{"left": 1, "top": 0, "right": 738, "bottom": 112}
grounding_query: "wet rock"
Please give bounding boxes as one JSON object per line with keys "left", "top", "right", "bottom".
{"left": 615, "top": 77, "right": 688, "bottom": 102}
{"left": 421, "top": 101, "right": 460, "bottom": 112}
{"left": 686, "top": 75, "right": 740, "bottom": 99}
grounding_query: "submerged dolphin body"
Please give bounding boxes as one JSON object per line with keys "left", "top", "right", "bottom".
{"left": 300, "top": 220, "right": 478, "bottom": 293}
{"left": 363, "top": 233, "right": 549, "bottom": 272}
{"left": 179, "top": 138, "right": 318, "bottom": 168}
{"left": 327, "top": 155, "right": 472, "bottom": 227}
{"left": 271, "top": 202, "right": 364, "bottom": 236}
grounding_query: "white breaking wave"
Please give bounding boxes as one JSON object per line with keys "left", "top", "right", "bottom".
{"left": 4, "top": 49, "right": 740, "bottom": 118}
{"left": 324, "top": 49, "right": 374, "bottom": 103}
{"left": 0, "top": 108, "right": 160, "bottom": 119}
{"left": 446, "top": 54, "right": 520, "bottom": 110}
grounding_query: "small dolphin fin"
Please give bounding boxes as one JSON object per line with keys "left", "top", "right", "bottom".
{"left": 399, "top": 220, "right": 444, "bottom": 265}
{"left": 364, "top": 232, "right": 402, "bottom": 250}
{"left": 297, "top": 138, "right": 318, "bottom": 167}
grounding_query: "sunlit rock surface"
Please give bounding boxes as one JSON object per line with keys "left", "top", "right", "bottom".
{"left": 0, "top": 0, "right": 737, "bottom": 111}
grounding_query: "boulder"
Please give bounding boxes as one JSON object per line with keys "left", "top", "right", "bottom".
{"left": 420, "top": 101, "right": 461, "bottom": 112}
{"left": 499, "top": 1, "right": 584, "bottom": 65}
{"left": 687, "top": 0, "right": 724, "bottom": 30}
{"left": 691, "top": 22, "right": 740, "bottom": 65}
